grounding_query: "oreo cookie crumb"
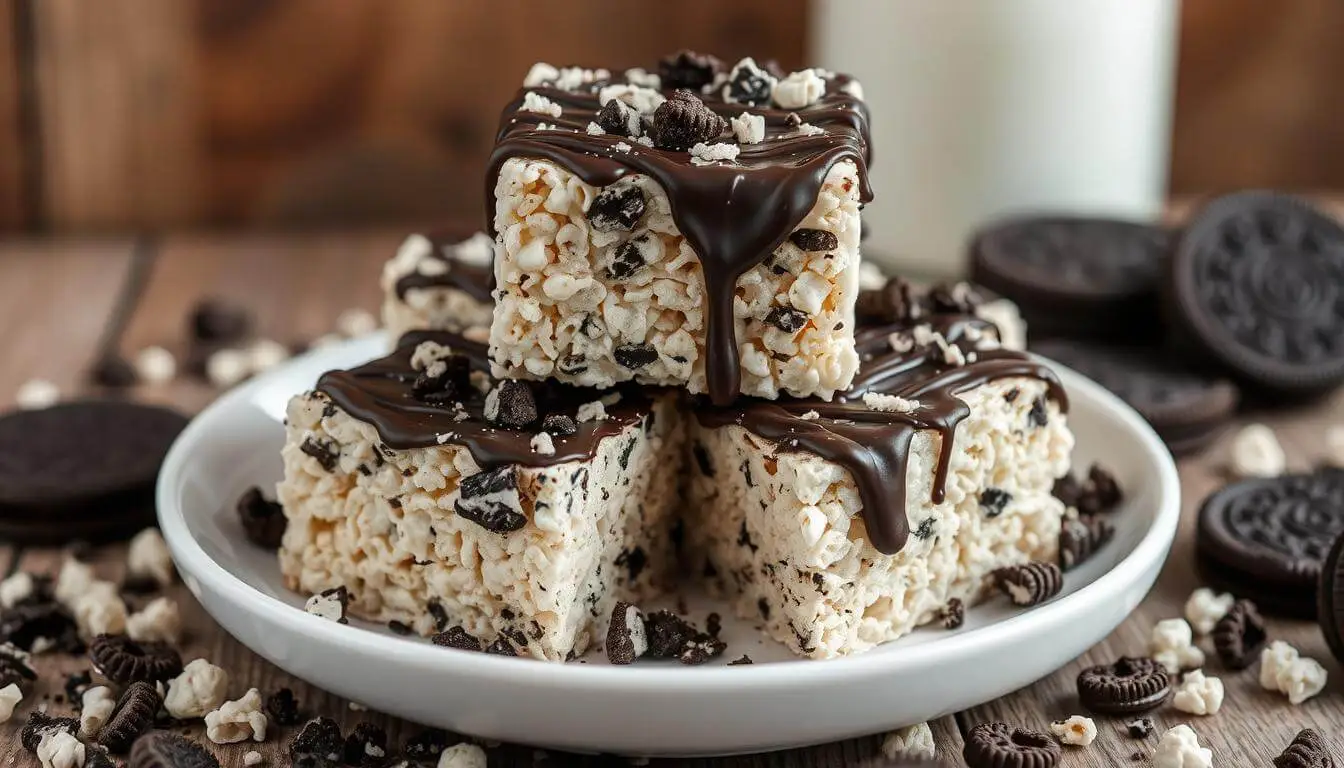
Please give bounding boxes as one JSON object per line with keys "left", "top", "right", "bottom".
{"left": 1, "top": 601, "right": 80, "bottom": 655}
{"left": 190, "top": 298, "right": 252, "bottom": 344}
{"left": 855, "top": 277, "right": 917, "bottom": 324}
{"left": 88, "top": 635, "right": 183, "bottom": 685}
{"left": 427, "top": 600, "right": 450, "bottom": 632}
{"left": 596, "top": 98, "right": 638, "bottom": 137}
{"left": 1059, "top": 514, "right": 1115, "bottom": 572}
{"left": 454, "top": 467, "right": 526, "bottom": 533}
{"left": 432, "top": 626, "right": 482, "bottom": 652}
{"left": 588, "top": 185, "right": 647, "bottom": 233}
{"left": 21, "top": 711, "right": 78, "bottom": 752}
{"left": 84, "top": 747, "right": 116, "bottom": 768}
{"left": 1275, "top": 728, "right": 1333, "bottom": 768}
{"left": 304, "top": 586, "right": 350, "bottom": 624}
{"left": 1052, "top": 473, "right": 1083, "bottom": 508}
{"left": 979, "top": 488, "right": 1012, "bottom": 518}
{"left": 387, "top": 620, "right": 413, "bottom": 636}
{"left": 290, "top": 717, "right": 344, "bottom": 765}
{"left": 237, "top": 486, "right": 287, "bottom": 549}
{"left": 728, "top": 655, "right": 753, "bottom": 665}
{"left": 653, "top": 89, "right": 726, "bottom": 151}
{"left": 98, "top": 681, "right": 160, "bottom": 753}
{"left": 764, "top": 307, "right": 809, "bottom": 333}
{"left": 403, "top": 729, "right": 451, "bottom": 763}
{"left": 928, "top": 282, "right": 982, "bottom": 314}
{"left": 605, "top": 601, "right": 647, "bottom": 665}
{"left": 1212, "top": 599, "right": 1267, "bottom": 670}
{"left": 484, "top": 637, "right": 517, "bottom": 656}
{"left": 644, "top": 611, "right": 695, "bottom": 658}
{"left": 705, "top": 612, "right": 722, "bottom": 638}
{"left": 1027, "top": 396, "right": 1049, "bottom": 428}
{"left": 64, "top": 670, "right": 92, "bottom": 704}
{"left": 608, "top": 239, "right": 650, "bottom": 279}
{"left": 540, "top": 414, "right": 577, "bottom": 436}
{"left": 1126, "top": 718, "right": 1154, "bottom": 739}
{"left": 614, "top": 343, "right": 659, "bottom": 370}
{"left": 1078, "top": 463, "right": 1123, "bottom": 515}
{"left": 725, "top": 59, "right": 773, "bottom": 105}
{"left": 91, "top": 355, "right": 138, "bottom": 389}
{"left": 266, "top": 687, "right": 302, "bottom": 726}
{"left": 343, "top": 722, "right": 389, "bottom": 767}
{"left": 484, "top": 380, "right": 538, "bottom": 429}
{"left": 658, "top": 50, "right": 721, "bottom": 91}
{"left": 129, "top": 730, "right": 220, "bottom": 768}
{"left": 992, "top": 562, "right": 1063, "bottom": 607}
{"left": 300, "top": 437, "right": 340, "bottom": 472}
{"left": 789, "top": 229, "right": 839, "bottom": 252}
{"left": 941, "top": 598, "right": 965, "bottom": 630}
{"left": 0, "top": 643, "right": 37, "bottom": 689}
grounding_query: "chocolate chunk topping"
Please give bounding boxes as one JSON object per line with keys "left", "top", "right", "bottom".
{"left": 789, "top": 228, "right": 838, "bottom": 252}
{"left": 1274, "top": 728, "right": 1336, "bottom": 768}
{"left": 290, "top": 718, "right": 345, "bottom": 765}
{"left": 928, "top": 282, "right": 983, "bottom": 315}
{"left": 266, "top": 687, "right": 302, "bottom": 726}
{"left": 403, "top": 730, "right": 452, "bottom": 763}
{"left": 484, "top": 637, "right": 517, "bottom": 656}
{"left": 644, "top": 610, "right": 695, "bottom": 658}
{"left": 412, "top": 355, "right": 471, "bottom": 405}
{"left": 98, "top": 681, "right": 161, "bottom": 753}
{"left": 614, "top": 343, "right": 659, "bottom": 370}
{"left": 608, "top": 238, "right": 649, "bottom": 279}
{"left": 1059, "top": 514, "right": 1115, "bottom": 572}
{"left": 941, "top": 597, "right": 965, "bottom": 630}
{"left": 1078, "top": 464, "right": 1123, "bottom": 514}
{"left": 485, "top": 380, "right": 537, "bottom": 429}
{"left": 653, "top": 89, "right": 727, "bottom": 151}
{"left": 300, "top": 437, "right": 339, "bottom": 472}
{"left": 189, "top": 298, "right": 252, "bottom": 344}
{"left": 431, "top": 626, "right": 482, "bottom": 652}
{"left": 129, "top": 730, "right": 221, "bottom": 768}
{"left": 588, "top": 185, "right": 647, "bottom": 233}
{"left": 765, "top": 306, "right": 809, "bottom": 333}
{"left": 89, "top": 635, "right": 183, "bottom": 685}
{"left": 91, "top": 355, "right": 138, "bottom": 388}
{"left": 1052, "top": 473, "right": 1083, "bottom": 508}
{"left": 979, "top": 488, "right": 1012, "bottom": 518}
{"left": 343, "top": 722, "right": 389, "bottom": 768}
{"left": 540, "top": 414, "right": 577, "bottom": 436}
{"left": 855, "top": 277, "right": 917, "bottom": 324}
{"left": 454, "top": 466, "right": 526, "bottom": 533}
{"left": 236, "top": 486, "right": 287, "bottom": 549}
{"left": 21, "top": 711, "right": 78, "bottom": 753}
{"left": 606, "top": 601, "right": 646, "bottom": 665}
{"left": 993, "top": 562, "right": 1063, "bottom": 606}
{"left": 1212, "top": 599, "right": 1267, "bottom": 670}
{"left": 1077, "top": 657, "right": 1172, "bottom": 715}
{"left": 657, "top": 50, "right": 721, "bottom": 91}
{"left": 725, "top": 59, "right": 774, "bottom": 105}
{"left": 963, "top": 722, "right": 1060, "bottom": 768}
{"left": 596, "top": 98, "right": 638, "bottom": 137}
{"left": 1126, "top": 718, "right": 1154, "bottom": 739}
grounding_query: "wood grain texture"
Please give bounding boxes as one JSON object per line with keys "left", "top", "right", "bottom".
{"left": 0, "top": 0, "right": 26, "bottom": 230}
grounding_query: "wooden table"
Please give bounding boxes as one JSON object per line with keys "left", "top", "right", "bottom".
{"left": 0, "top": 231, "right": 1341, "bottom": 767}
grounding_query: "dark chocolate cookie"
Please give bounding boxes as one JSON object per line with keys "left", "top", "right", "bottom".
{"left": 99, "top": 681, "right": 161, "bottom": 753}
{"left": 1213, "top": 599, "right": 1268, "bottom": 670}
{"left": 1031, "top": 339, "right": 1238, "bottom": 456}
{"left": 89, "top": 635, "right": 184, "bottom": 685}
{"left": 970, "top": 216, "right": 1170, "bottom": 341}
{"left": 1274, "top": 728, "right": 1337, "bottom": 768}
{"left": 1198, "top": 468, "right": 1344, "bottom": 618}
{"left": 129, "top": 730, "right": 220, "bottom": 768}
{"left": 1318, "top": 530, "right": 1344, "bottom": 665}
{"left": 0, "top": 400, "right": 189, "bottom": 543}
{"left": 963, "top": 722, "right": 1060, "bottom": 768}
{"left": 1076, "top": 657, "right": 1171, "bottom": 715}
{"left": 1166, "top": 191, "right": 1344, "bottom": 396}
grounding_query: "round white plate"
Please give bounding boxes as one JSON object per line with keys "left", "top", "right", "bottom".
{"left": 158, "top": 335, "right": 1180, "bottom": 757}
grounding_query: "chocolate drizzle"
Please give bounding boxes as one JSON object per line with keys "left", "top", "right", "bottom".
{"left": 486, "top": 68, "right": 872, "bottom": 405}
{"left": 698, "top": 314, "right": 1067, "bottom": 555}
{"left": 392, "top": 232, "right": 494, "bottom": 304}
{"left": 317, "top": 331, "right": 652, "bottom": 468}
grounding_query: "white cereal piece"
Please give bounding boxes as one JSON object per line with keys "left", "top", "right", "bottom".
{"left": 522, "top": 62, "right": 559, "bottom": 88}
{"left": 841, "top": 79, "right": 865, "bottom": 99}
{"left": 244, "top": 751, "right": 264, "bottom": 767}
{"left": 800, "top": 410, "right": 820, "bottom": 420}
{"left": 1327, "top": 424, "right": 1344, "bottom": 468}
{"left": 165, "top": 658, "right": 230, "bottom": 719}
{"left": 635, "top": 135, "right": 654, "bottom": 147}
{"left": 310, "top": 333, "right": 344, "bottom": 349}
{"left": 597, "top": 83, "right": 665, "bottom": 116}
{"left": 1184, "top": 588, "right": 1235, "bottom": 635}
{"left": 861, "top": 392, "right": 919, "bottom": 413}
{"left": 772, "top": 68, "right": 827, "bottom": 109}
{"left": 793, "top": 123, "right": 826, "bottom": 137}
{"left": 1260, "top": 641, "right": 1327, "bottom": 704}
{"left": 880, "top": 722, "right": 936, "bottom": 760}
{"left": 134, "top": 346, "right": 178, "bottom": 385}
{"left": 54, "top": 558, "right": 95, "bottom": 607}
{"left": 576, "top": 400, "right": 608, "bottom": 423}
{"left": 975, "top": 298, "right": 1028, "bottom": 351}
{"left": 612, "top": 141, "right": 633, "bottom": 153}
{"left": 624, "top": 68, "right": 660, "bottom": 89}
{"left": 127, "top": 596, "right": 182, "bottom": 644}
{"left": 15, "top": 378, "right": 60, "bottom": 410}
{"left": 530, "top": 433, "right": 556, "bottom": 456}
{"left": 0, "top": 572, "right": 34, "bottom": 609}
{"left": 36, "top": 731, "right": 85, "bottom": 768}
{"left": 586, "top": 122, "right": 604, "bottom": 136}
{"left": 551, "top": 66, "right": 609, "bottom": 92}
{"left": 410, "top": 341, "right": 454, "bottom": 372}
{"left": 128, "top": 527, "right": 175, "bottom": 587}
{"left": 205, "top": 687, "right": 268, "bottom": 744}
{"left": 1151, "top": 618, "right": 1205, "bottom": 673}
{"left": 520, "top": 92, "right": 563, "bottom": 119}
{"left": 0, "top": 683, "right": 22, "bottom": 724}
{"left": 247, "top": 338, "right": 291, "bottom": 374}
{"left": 437, "top": 743, "right": 488, "bottom": 768}
{"left": 1153, "top": 725, "right": 1212, "bottom": 768}
{"left": 1049, "top": 715, "right": 1097, "bottom": 747}
{"left": 79, "top": 686, "right": 117, "bottom": 737}
{"left": 689, "top": 142, "right": 740, "bottom": 166}
{"left": 1172, "top": 670, "right": 1224, "bottom": 715}
{"left": 206, "top": 348, "right": 250, "bottom": 388}
{"left": 336, "top": 308, "right": 378, "bottom": 338}
{"left": 731, "top": 113, "right": 765, "bottom": 145}
{"left": 71, "top": 584, "right": 127, "bottom": 639}
{"left": 1230, "top": 423, "right": 1285, "bottom": 477}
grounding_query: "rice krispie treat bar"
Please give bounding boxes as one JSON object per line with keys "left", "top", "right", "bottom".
{"left": 277, "top": 330, "right": 683, "bottom": 661}
{"left": 380, "top": 232, "right": 495, "bottom": 338}
{"left": 684, "top": 279, "right": 1074, "bottom": 658}
{"left": 487, "top": 52, "right": 872, "bottom": 404}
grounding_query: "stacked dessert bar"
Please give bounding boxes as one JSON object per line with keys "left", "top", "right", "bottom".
{"left": 278, "top": 51, "right": 1074, "bottom": 661}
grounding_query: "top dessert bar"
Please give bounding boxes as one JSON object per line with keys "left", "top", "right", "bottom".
{"left": 486, "top": 52, "right": 872, "bottom": 404}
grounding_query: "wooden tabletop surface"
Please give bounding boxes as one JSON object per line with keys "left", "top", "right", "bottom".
{"left": 1, "top": 228, "right": 1342, "bottom": 767}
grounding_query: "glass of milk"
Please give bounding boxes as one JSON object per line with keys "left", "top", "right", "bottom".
{"left": 813, "top": 0, "right": 1180, "bottom": 278}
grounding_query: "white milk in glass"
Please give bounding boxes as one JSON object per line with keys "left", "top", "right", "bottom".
{"left": 813, "top": 0, "right": 1180, "bottom": 277}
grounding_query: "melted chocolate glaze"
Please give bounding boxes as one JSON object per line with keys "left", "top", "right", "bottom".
{"left": 317, "top": 331, "right": 652, "bottom": 468}
{"left": 486, "top": 69, "right": 873, "bottom": 405}
{"left": 392, "top": 232, "right": 494, "bottom": 304}
{"left": 698, "top": 314, "right": 1068, "bottom": 555}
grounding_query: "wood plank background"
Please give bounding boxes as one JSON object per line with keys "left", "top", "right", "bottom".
{"left": 1, "top": 0, "right": 1343, "bottom": 234}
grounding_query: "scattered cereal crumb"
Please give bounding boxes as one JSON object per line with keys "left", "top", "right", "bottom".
{"left": 576, "top": 401, "right": 608, "bottom": 423}
{"left": 880, "top": 722, "right": 936, "bottom": 759}
{"left": 244, "top": 751, "right": 264, "bottom": 767}
{"left": 1230, "top": 423, "right": 1285, "bottom": 477}
{"left": 205, "top": 687, "right": 268, "bottom": 744}
{"left": 15, "top": 378, "right": 59, "bottom": 410}
{"left": 164, "top": 658, "right": 230, "bottom": 720}
{"left": 730, "top": 112, "right": 765, "bottom": 144}
{"left": 861, "top": 392, "right": 920, "bottom": 414}
{"left": 1152, "top": 724, "right": 1211, "bottom": 768}
{"left": 1184, "top": 588, "right": 1234, "bottom": 635}
{"left": 134, "top": 346, "right": 178, "bottom": 385}
{"left": 127, "top": 527, "right": 175, "bottom": 588}
{"left": 336, "top": 308, "right": 378, "bottom": 338}
{"left": 1172, "top": 670, "right": 1224, "bottom": 715}
{"left": 436, "top": 742, "right": 487, "bottom": 768}
{"left": 0, "top": 683, "right": 22, "bottom": 724}
{"left": 1260, "top": 640, "right": 1328, "bottom": 704}
{"left": 206, "top": 348, "right": 250, "bottom": 388}
{"left": 530, "top": 432, "right": 556, "bottom": 456}
{"left": 1049, "top": 715, "right": 1097, "bottom": 747}
{"left": 689, "top": 142, "right": 740, "bottom": 166}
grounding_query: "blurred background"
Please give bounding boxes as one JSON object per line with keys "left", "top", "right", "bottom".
{"left": 0, "top": 0, "right": 1342, "bottom": 239}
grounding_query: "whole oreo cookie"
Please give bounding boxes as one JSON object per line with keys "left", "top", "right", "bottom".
{"left": 1318, "top": 531, "right": 1344, "bottom": 665}
{"left": 1032, "top": 339, "right": 1238, "bottom": 456}
{"left": 970, "top": 216, "right": 1170, "bottom": 341}
{"left": 1198, "top": 468, "right": 1344, "bottom": 617}
{"left": 0, "top": 400, "right": 189, "bottom": 543}
{"left": 963, "top": 722, "right": 1060, "bottom": 768}
{"left": 1076, "top": 657, "right": 1171, "bottom": 715}
{"left": 1167, "top": 191, "right": 1344, "bottom": 396}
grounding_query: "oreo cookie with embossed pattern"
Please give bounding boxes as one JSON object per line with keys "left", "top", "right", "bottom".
{"left": 1167, "top": 191, "right": 1344, "bottom": 396}
{"left": 1198, "top": 468, "right": 1344, "bottom": 617}
{"left": 1031, "top": 339, "right": 1238, "bottom": 456}
{"left": 1317, "top": 531, "right": 1344, "bottom": 665}
{"left": 971, "top": 216, "right": 1170, "bottom": 341}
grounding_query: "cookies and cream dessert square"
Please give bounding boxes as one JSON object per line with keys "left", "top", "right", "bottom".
{"left": 277, "top": 331, "right": 683, "bottom": 661}
{"left": 380, "top": 232, "right": 496, "bottom": 339}
{"left": 486, "top": 54, "right": 871, "bottom": 405}
{"left": 684, "top": 280, "right": 1074, "bottom": 658}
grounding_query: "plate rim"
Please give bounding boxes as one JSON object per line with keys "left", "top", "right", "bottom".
{"left": 157, "top": 337, "right": 1181, "bottom": 693}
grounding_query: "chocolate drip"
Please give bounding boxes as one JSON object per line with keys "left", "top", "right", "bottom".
{"left": 392, "top": 232, "right": 494, "bottom": 303}
{"left": 698, "top": 315, "right": 1067, "bottom": 555}
{"left": 487, "top": 74, "right": 872, "bottom": 405}
{"left": 317, "top": 331, "right": 652, "bottom": 468}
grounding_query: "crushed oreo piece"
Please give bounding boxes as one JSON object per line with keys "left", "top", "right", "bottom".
{"left": 705, "top": 612, "right": 722, "bottom": 638}
{"left": 605, "top": 601, "right": 647, "bottom": 665}
{"left": 403, "top": 729, "right": 451, "bottom": 763}
{"left": 588, "top": 185, "right": 646, "bottom": 233}
{"left": 129, "top": 730, "right": 221, "bottom": 768}
{"left": 484, "top": 380, "right": 538, "bottom": 429}
{"left": 789, "top": 229, "right": 839, "bottom": 252}
{"left": 0, "top": 642, "right": 38, "bottom": 689}
{"left": 89, "top": 635, "right": 183, "bottom": 685}
{"left": 432, "top": 626, "right": 482, "bottom": 652}
{"left": 1212, "top": 599, "right": 1267, "bottom": 670}
{"left": 541, "top": 414, "right": 577, "bottom": 436}
{"left": 484, "top": 637, "right": 517, "bottom": 656}
{"left": 290, "top": 717, "right": 345, "bottom": 765}
{"left": 386, "top": 620, "right": 413, "bottom": 636}
{"left": 1059, "top": 514, "right": 1115, "bottom": 572}
{"left": 427, "top": 600, "right": 450, "bottom": 632}
{"left": 928, "top": 282, "right": 982, "bottom": 314}
{"left": 64, "top": 670, "right": 93, "bottom": 704}
{"left": 98, "top": 681, "right": 161, "bottom": 753}
{"left": 300, "top": 437, "right": 340, "bottom": 472}
{"left": 608, "top": 238, "right": 649, "bottom": 279}
{"left": 658, "top": 50, "right": 721, "bottom": 91}
{"left": 304, "top": 586, "right": 350, "bottom": 624}
{"left": 21, "top": 711, "right": 79, "bottom": 752}
{"left": 1052, "top": 472, "right": 1083, "bottom": 508}
{"left": 190, "top": 298, "right": 252, "bottom": 343}
{"left": 266, "top": 687, "right": 302, "bottom": 726}
{"left": 454, "top": 467, "right": 526, "bottom": 533}
{"left": 344, "top": 722, "right": 389, "bottom": 767}
{"left": 84, "top": 747, "right": 116, "bottom": 768}
{"left": 614, "top": 343, "right": 659, "bottom": 370}
{"left": 979, "top": 488, "right": 1012, "bottom": 518}
{"left": 679, "top": 635, "right": 727, "bottom": 665}
{"left": 1077, "top": 463, "right": 1123, "bottom": 515}
{"left": 728, "top": 654, "right": 754, "bottom": 665}
{"left": 725, "top": 59, "right": 774, "bottom": 105}
{"left": 236, "top": 486, "right": 287, "bottom": 549}
{"left": 963, "top": 722, "right": 1060, "bottom": 768}
{"left": 941, "top": 598, "right": 965, "bottom": 630}
{"left": 1126, "top": 718, "right": 1154, "bottom": 739}
{"left": 1275, "top": 728, "right": 1335, "bottom": 768}
{"left": 644, "top": 610, "right": 695, "bottom": 658}
{"left": 764, "top": 306, "right": 809, "bottom": 333}
{"left": 596, "top": 98, "right": 639, "bottom": 137}
{"left": 855, "top": 277, "right": 917, "bottom": 324}
{"left": 1027, "top": 396, "right": 1049, "bottom": 428}
{"left": 653, "top": 89, "right": 727, "bottom": 151}
{"left": 993, "top": 562, "right": 1063, "bottom": 607}
{"left": 91, "top": 355, "right": 139, "bottom": 388}
{"left": 412, "top": 355, "right": 471, "bottom": 405}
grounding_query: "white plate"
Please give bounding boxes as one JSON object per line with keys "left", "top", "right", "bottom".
{"left": 157, "top": 336, "right": 1180, "bottom": 757}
